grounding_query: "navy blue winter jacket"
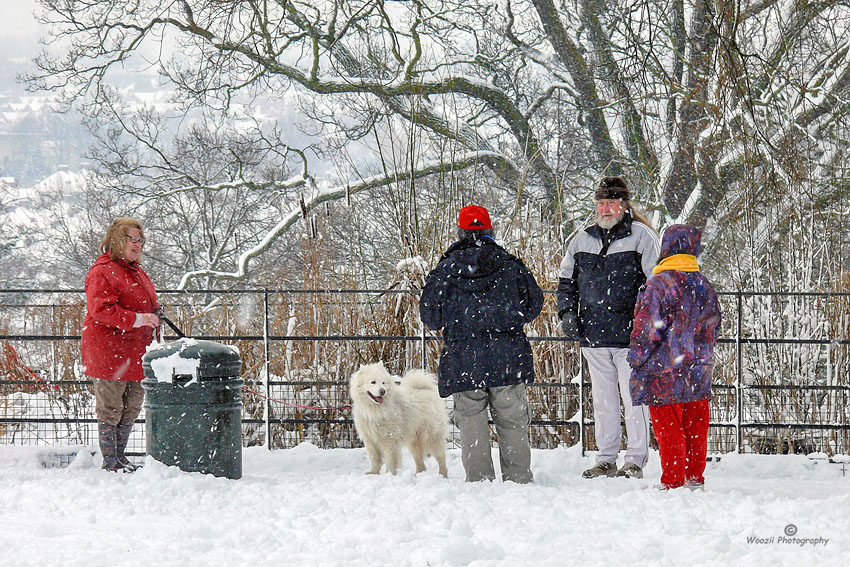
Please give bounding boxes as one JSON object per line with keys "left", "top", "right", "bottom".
{"left": 420, "top": 237, "right": 544, "bottom": 397}
{"left": 557, "top": 212, "right": 659, "bottom": 348}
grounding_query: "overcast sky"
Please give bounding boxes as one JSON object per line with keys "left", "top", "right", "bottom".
{"left": 1, "top": 0, "right": 40, "bottom": 36}
{"left": 0, "top": 0, "right": 47, "bottom": 66}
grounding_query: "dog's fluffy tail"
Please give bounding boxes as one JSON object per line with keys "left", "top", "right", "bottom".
{"left": 400, "top": 369, "right": 438, "bottom": 391}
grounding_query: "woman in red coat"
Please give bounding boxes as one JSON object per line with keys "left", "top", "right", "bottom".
{"left": 82, "top": 218, "right": 160, "bottom": 472}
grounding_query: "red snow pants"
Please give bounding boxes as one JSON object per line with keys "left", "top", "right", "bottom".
{"left": 649, "top": 400, "right": 709, "bottom": 489}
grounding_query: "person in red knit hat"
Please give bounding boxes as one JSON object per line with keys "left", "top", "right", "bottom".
{"left": 82, "top": 218, "right": 161, "bottom": 472}
{"left": 420, "top": 205, "right": 544, "bottom": 483}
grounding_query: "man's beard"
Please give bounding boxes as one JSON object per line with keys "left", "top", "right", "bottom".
{"left": 597, "top": 212, "right": 624, "bottom": 230}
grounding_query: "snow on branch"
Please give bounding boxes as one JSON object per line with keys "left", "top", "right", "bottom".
{"left": 176, "top": 150, "right": 517, "bottom": 289}
{"left": 148, "top": 176, "right": 310, "bottom": 200}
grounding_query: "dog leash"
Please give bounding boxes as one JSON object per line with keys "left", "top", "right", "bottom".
{"left": 159, "top": 314, "right": 186, "bottom": 338}
{"left": 241, "top": 386, "right": 351, "bottom": 412}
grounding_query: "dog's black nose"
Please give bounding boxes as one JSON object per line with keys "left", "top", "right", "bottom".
{"left": 379, "top": 388, "right": 386, "bottom": 396}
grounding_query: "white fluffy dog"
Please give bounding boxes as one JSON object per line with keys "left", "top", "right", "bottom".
{"left": 350, "top": 362, "right": 448, "bottom": 477}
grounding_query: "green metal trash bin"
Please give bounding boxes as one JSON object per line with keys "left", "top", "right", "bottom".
{"left": 142, "top": 338, "right": 243, "bottom": 479}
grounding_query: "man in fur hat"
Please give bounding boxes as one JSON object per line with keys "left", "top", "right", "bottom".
{"left": 557, "top": 177, "right": 660, "bottom": 479}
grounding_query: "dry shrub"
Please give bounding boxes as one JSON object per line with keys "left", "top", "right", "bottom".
{"left": 0, "top": 335, "right": 45, "bottom": 438}
{"left": 819, "top": 272, "right": 850, "bottom": 454}
{"left": 0, "top": 341, "right": 44, "bottom": 395}
{"left": 0, "top": 299, "right": 92, "bottom": 444}
{"left": 511, "top": 234, "right": 582, "bottom": 449}
{"left": 49, "top": 301, "right": 91, "bottom": 427}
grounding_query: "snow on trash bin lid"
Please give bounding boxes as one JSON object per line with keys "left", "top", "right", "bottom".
{"left": 142, "top": 338, "right": 241, "bottom": 383}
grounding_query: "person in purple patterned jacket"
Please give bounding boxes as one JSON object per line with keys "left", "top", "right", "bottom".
{"left": 628, "top": 224, "right": 722, "bottom": 490}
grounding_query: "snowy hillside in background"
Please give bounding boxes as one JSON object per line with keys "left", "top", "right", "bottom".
{"left": 0, "top": 170, "right": 93, "bottom": 288}
{"left": 1, "top": 443, "right": 847, "bottom": 566}
{"left": 8, "top": 169, "right": 92, "bottom": 216}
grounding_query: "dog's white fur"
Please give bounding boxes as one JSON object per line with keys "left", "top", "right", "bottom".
{"left": 350, "top": 362, "right": 448, "bottom": 477}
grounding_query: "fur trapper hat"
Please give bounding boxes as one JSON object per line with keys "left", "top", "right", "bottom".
{"left": 595, "top": 176, "right": 630, "bottom": 201}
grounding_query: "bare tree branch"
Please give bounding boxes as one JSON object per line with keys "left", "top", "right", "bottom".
{"left": 177, "top": 150, "right": 518, "bottom": 288}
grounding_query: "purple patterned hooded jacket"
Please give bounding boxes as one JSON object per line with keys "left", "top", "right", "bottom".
{"left": 628, "top": 225, "right": 722, "bottom": 406}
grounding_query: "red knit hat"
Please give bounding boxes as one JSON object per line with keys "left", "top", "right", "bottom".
{"left": 457, "top": 205, "right": 492, "bottom": 229}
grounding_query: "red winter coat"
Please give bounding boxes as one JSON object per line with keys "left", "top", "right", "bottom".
{"left": 81, "top": 253, "right": 159, "bottom": 381}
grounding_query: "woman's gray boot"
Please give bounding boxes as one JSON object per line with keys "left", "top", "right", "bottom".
{"left": 98, "top": 422, "right": 120, "bottom": 472}
{"left": 116, "top": 417, "right": 138, "bottom": 472}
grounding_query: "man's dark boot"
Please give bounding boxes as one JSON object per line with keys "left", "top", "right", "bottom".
{"left": 116, "top": 417, "right": 138, "bottom": 472}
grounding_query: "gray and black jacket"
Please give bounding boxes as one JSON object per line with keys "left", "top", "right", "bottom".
{"left": 557, "top": 211, "right": 659, "bottom": 348}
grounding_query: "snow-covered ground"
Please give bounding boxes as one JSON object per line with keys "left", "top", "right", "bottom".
{"left": 0, "top": 444, "right": 847, "bottom": 566}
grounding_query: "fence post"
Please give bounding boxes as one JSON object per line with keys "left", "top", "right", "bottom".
{"left": 736, "top": 291, "right": 743, "bottom": 454}
{"left": 579, "top": 346, "right": 585, "bottom": 457}
{"left": 420, "top": 326, "right": 427, "bottom": 372}
{"left": 416, "top": 289, "right": 428, "bottom": 371}
{"left": 263, "top": 289, "right": 271, "bottom": 450}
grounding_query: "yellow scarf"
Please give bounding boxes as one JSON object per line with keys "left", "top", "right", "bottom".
{"left": 653, "top": 254, "right": 699, "bottom": 275}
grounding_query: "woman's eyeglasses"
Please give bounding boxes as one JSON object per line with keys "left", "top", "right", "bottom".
{"left": 127, "top": 236, "right": 146, "bottom": 245}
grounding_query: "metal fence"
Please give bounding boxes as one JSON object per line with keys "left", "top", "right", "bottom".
{"left": 1, "top": 288, "right": 849, "bottom": 461}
